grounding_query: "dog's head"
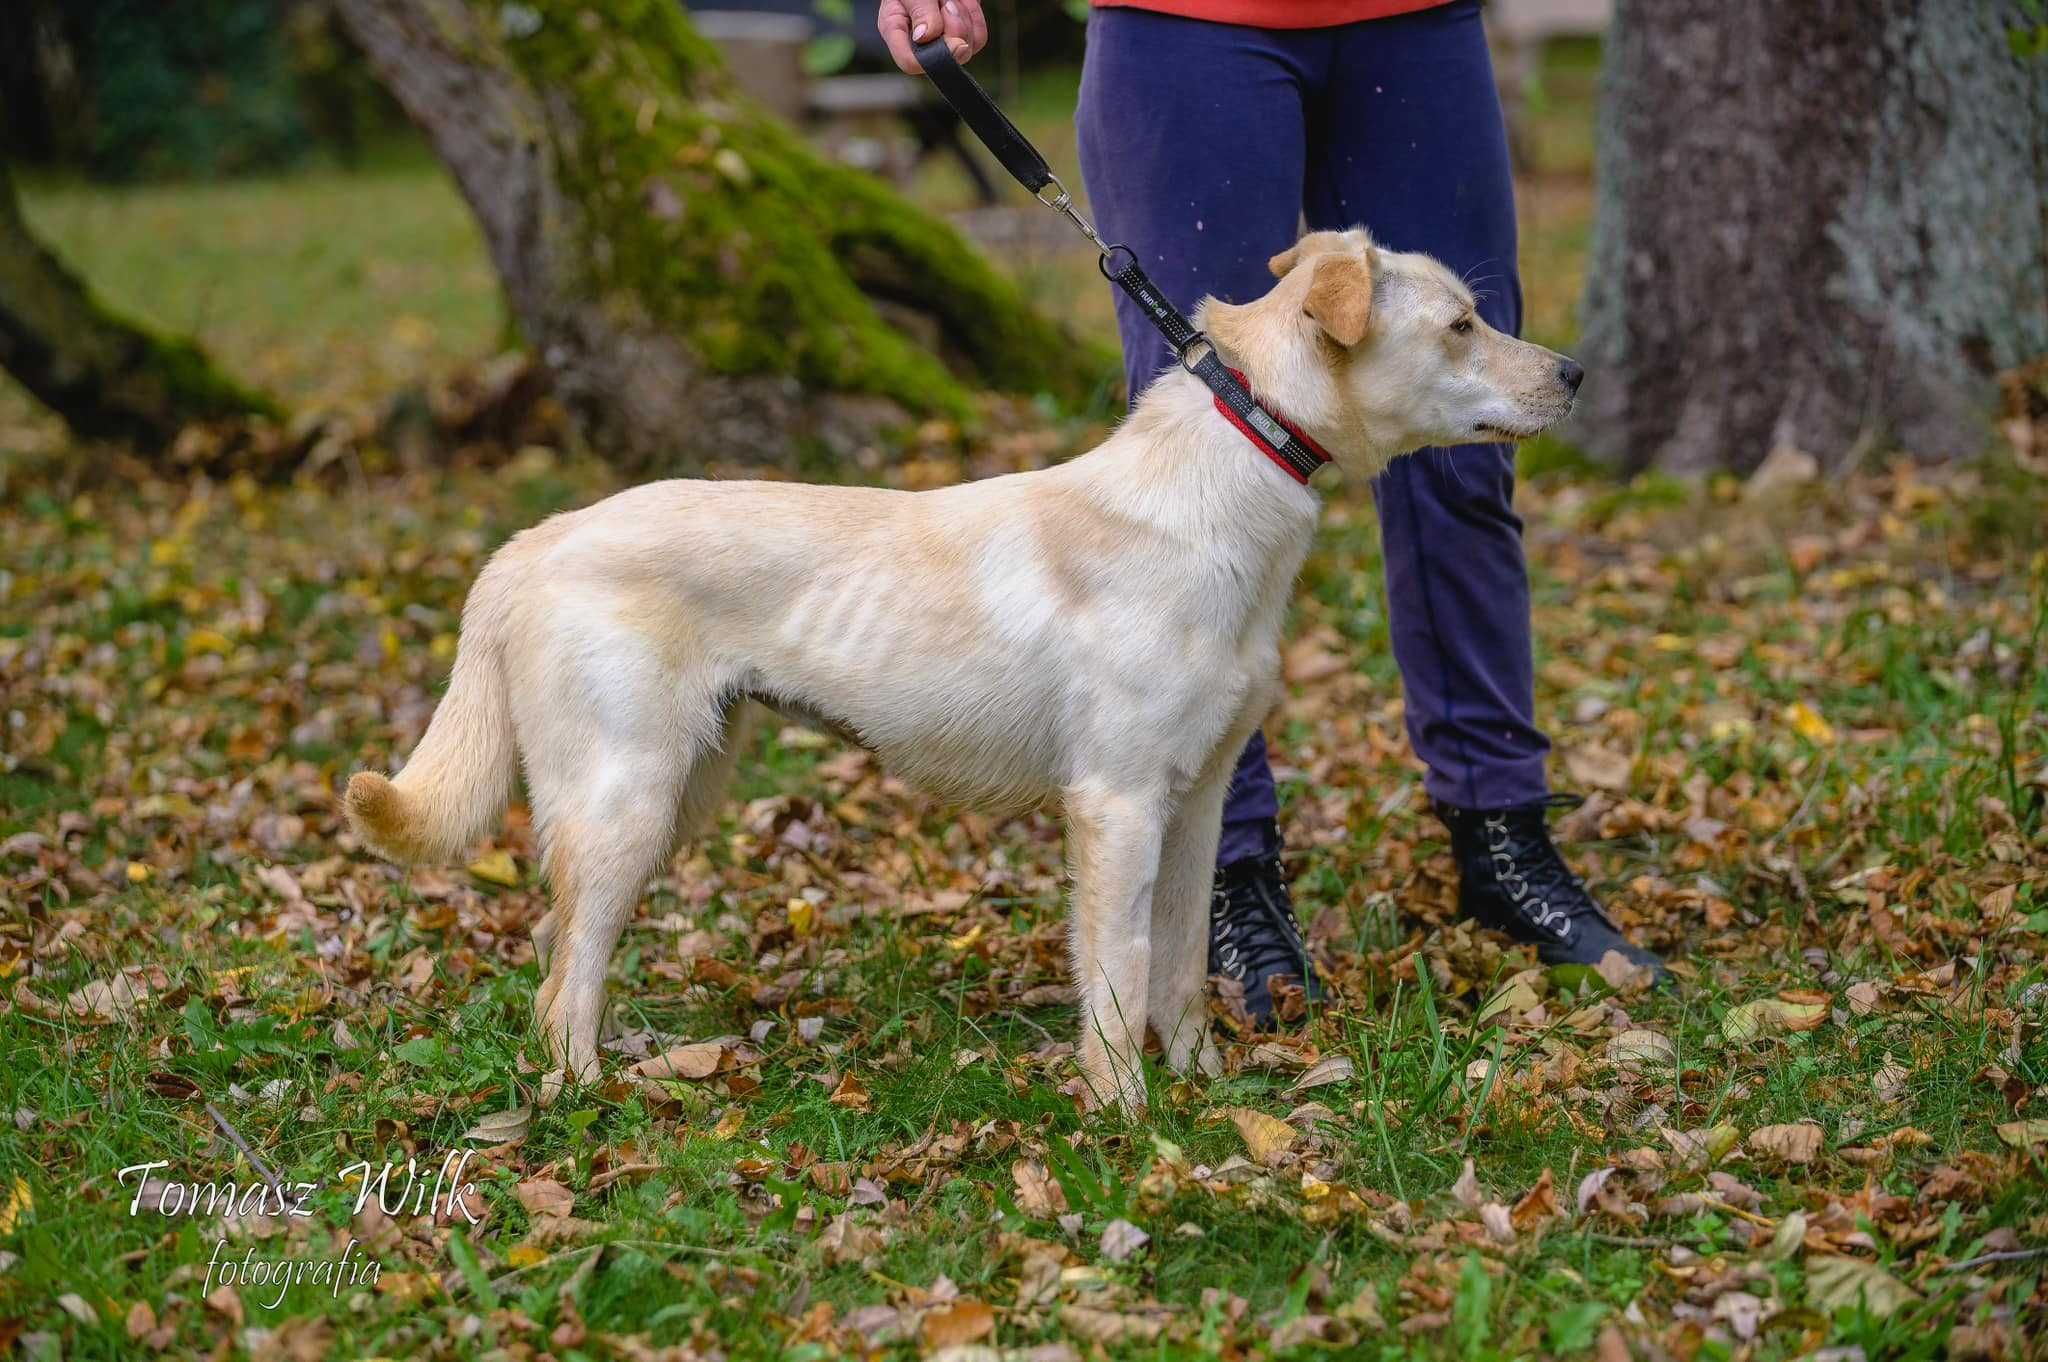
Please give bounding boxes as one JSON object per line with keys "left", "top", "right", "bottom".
{"left": 1203, "top": 228, "right": 1583, "bottom": 476}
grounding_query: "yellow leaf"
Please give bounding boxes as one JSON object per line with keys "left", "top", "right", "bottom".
{"left": 786, "top": 898, "right": 814, "bottom": 937}
{"left": 1781, "top": 701, "right": 1836, "bottom": 745}
{"left": 503, "top": 1243, "right": 548, "bottom": 1269}
{"left": 0, "top": 1176, "right": 31, "bottom": 1234}
{"left": 375, "top": 1270, "right": 435, "bottom": 1304}
{"left": 1723, "top": 997, "right": 1829, "bottom": 1042}
{"left": 185, "top": 628, "right": 233, "bottom": 656}
{"left": 1225, "top": 1106, "right": 1298, "bottom": 1164}
{"left": 126, "top": 862, "right": 151, "bottom": 884}
{"left": 1477, "top": 976, "right": 1542, "bottom": 1024}
{"left": 946, "top": 922, "right": 985, "bottom": 952}
{"left": 467, "top": 850, "right": 520, "bottom": 887}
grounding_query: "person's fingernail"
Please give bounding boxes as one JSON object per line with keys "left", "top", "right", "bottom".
{"left": 912, "top": 21, "right": 928, "bottom": 40}
{"left": 944, "top": 0, "right": 961, "bottom": 17}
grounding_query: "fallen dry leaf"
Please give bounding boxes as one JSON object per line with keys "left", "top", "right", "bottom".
{"left": 1062, "top": 1303, "right": 1170, "bottom": 1345}
{"left": 630, "top": 1041, "right": 726, "bottom": 1081}
{"left": 1565, "top": 742, "right": 1634, "bottom": 792}
{"left": 1011, "top": 1158, "right": 1068, "bottom": 1219}
{"left": 1224, "top": 1106, "right": 1298, "bottom": 1164}
{"left": 1806, "top": 1255, "right": 1918, "bottom": 1317}
{"left": 921, "top": 1298, "right": 995, "bottom": 1350}
{"left": 1994, "top": 1118, "right": 2048, "bottom": 1148}
{"left": 1607, "top": 1030, "right": 1677, "bottom": 1066}
{"left": 514, "top": 1178, "right": 575, "bottom": 1220}
{"left": 828, "top": 1071, "right": 872, "bottom": 1111}
{"left": 1748, "top": 1122, "right": 1824, "bottom": 1164}
{"left": 1723, "top": 996, "right": 1828, "bottom": 1042}
{"left": 1289, "top": 1054, "right": 1355, "bottom": 1093}
{"left": 1099, "top": 1218, "right": 1150, "bottom": 1262}
{"left": 466, "top": 848, "right": 520, "bottom": 886}
{"left": 461, "top": 1104, "right": 533, "bottom": 1145}
{"left": 66, "top": 974, "right": 148, "bottom": 1023}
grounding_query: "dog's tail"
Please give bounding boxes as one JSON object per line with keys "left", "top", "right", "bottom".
{"left": 344, "top": 571, "right": 518, "bottom": 865}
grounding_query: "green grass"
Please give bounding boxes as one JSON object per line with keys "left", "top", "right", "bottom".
{"left": 4, "top": 40, "right": 2047, "bottom": 1362}
{"left": 2, "top": 441, "right": 2043, "bottom": 1359}
{"left": 7, "top": 148, "right": 501, "bottom": 415}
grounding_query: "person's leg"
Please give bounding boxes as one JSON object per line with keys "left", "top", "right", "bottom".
{"left": 1304, "top": 0, "right": 1548, "bottom": 810}
{"left": 1076, "top": 9, "right": 1312, "bottom": 867}
{"left": 1303, "top": 5, "right": 1665, "bottom": 981}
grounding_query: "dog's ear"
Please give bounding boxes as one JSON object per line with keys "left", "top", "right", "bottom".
{"left": 1268, "top": 229, "right": 1352, "bottom": 278}
{"left": 1303, "top": 252, "right": 1373, "bottom": 347}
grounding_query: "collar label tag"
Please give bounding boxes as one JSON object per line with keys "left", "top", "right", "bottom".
{"left": 1246, "top": 407, "right": 1291, "bottom": 448}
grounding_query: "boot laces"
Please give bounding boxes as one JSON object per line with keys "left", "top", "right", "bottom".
{"left": 1477, "top": 795, "right": 1613, "bottom": 942}
{"left": 1211, "top": 854, "right": 1311, "bottom": 983}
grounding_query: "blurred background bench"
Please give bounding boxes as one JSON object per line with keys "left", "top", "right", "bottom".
{"left": 694, "top": 3, "right": 999, "bottom": 201}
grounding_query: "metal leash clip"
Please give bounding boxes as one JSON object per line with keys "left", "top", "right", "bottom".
{"left": 1033, "top": 173, "right": 1108, "bottom": 257}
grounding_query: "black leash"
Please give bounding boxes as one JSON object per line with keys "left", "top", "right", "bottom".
{"left": 912, "top": 40, "right": 1333, "bottom": 487}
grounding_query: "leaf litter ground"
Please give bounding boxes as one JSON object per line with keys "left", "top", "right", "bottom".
{"left": 2, "top": 432, "right": 2044, "bottom": 1360}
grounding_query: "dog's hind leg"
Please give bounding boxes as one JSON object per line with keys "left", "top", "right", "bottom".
{"left": 672, "top": 700, "right": 756, "bottom": 849}
{"left": 533, "top": 700, "right": 750, "bottom": 990}
{"left": 532, "top": 760, "right": 683, "bottom": 1083}
{"left": 1065, "top": 780, "right": 1167, "bottom": 1116}
{"left": 526, "top": 653, "right": 730, "bottom": 1083}
{"left": 1149, "top": 770, "right": 1230, "bottom": 1079}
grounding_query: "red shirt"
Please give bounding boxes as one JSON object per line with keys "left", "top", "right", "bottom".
{"left": 1092, "top": 0, "right": 1450, "bottom": 27}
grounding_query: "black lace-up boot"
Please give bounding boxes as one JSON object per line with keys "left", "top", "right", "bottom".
{"left": 1435, "top": 796, "right": 1668, "bottom": 983}
{"left": 1209, "top": 826, "right": 1326, "bottom": 1027}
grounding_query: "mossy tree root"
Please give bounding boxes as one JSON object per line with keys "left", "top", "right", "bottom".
{"left": 0, "top": 161, "right": 280, "bottom": 448}
{"left": 334, "top": 0, "right": 1112, "bottom": 468}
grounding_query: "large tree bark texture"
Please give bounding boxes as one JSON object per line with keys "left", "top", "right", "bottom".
{"left": 1577, "top": 1, "right": 2047, "bottom": 475}
{"left": 0, "top": 162, "right": 278, "bottom": 445}
{"left": 332, "top": 0, "right": 1108, "bottom": 467}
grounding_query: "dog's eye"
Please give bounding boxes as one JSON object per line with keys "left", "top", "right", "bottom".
{"left": 1450, "top": 316, "right": 1474, "bottom": 335}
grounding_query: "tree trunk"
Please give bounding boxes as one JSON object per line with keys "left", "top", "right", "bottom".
{"left": 331, "top": 0, "right": 1110, "bottom": 468}
{"left": 0, "top": 162, "right": 279, "bottom": 445}
{"left": 1576, "top": 1, "right": 2048, "bottom": 475}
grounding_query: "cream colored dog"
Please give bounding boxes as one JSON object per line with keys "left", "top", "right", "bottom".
{"left": 345, "top": 228, "right": 1583, "bottom": 1114}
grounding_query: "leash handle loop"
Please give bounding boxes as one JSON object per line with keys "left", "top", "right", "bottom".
{"left": 914, "top": 40, "right": 1053, "bottom": 195}
{"left": 911, "top": 39, "right": 1333, "bottom": 488}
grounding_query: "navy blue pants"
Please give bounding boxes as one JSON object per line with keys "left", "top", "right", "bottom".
{"left": 1075, "top": 0, "right": 1550, "bottom": 865}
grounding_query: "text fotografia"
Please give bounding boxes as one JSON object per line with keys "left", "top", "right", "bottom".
{"left": 206, "top": 1237, "right": 381, "bottom": 1309}
{"left": 118, "top": 1151, "right": 483, "bottom": 1224}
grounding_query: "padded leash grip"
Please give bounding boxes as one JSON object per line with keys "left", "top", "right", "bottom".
{"left": 913, "top": 39, "right": 1053, "bottom": 195}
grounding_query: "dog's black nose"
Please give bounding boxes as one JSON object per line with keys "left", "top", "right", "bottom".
{"left": 1559, "top": 358, "right": 1585, "bottom": 393}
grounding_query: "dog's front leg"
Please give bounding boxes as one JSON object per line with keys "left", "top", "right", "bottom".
{"left": 1149, "top": 771, "right": 1230, "bottom": 1079}
{"left": 1065, "top": 782, "right": 1166, "bottom": 1116}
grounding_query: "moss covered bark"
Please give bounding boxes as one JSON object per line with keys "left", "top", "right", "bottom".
{"left": 0, "top": 161, "right": 279, "bottom": 446}
{"left": 335, "top": 0, "right": 1111, "bottom": 467}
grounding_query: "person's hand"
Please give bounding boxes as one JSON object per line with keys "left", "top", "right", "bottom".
{"left": 879, "top": 0, "right": 988, "bottom": 75}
